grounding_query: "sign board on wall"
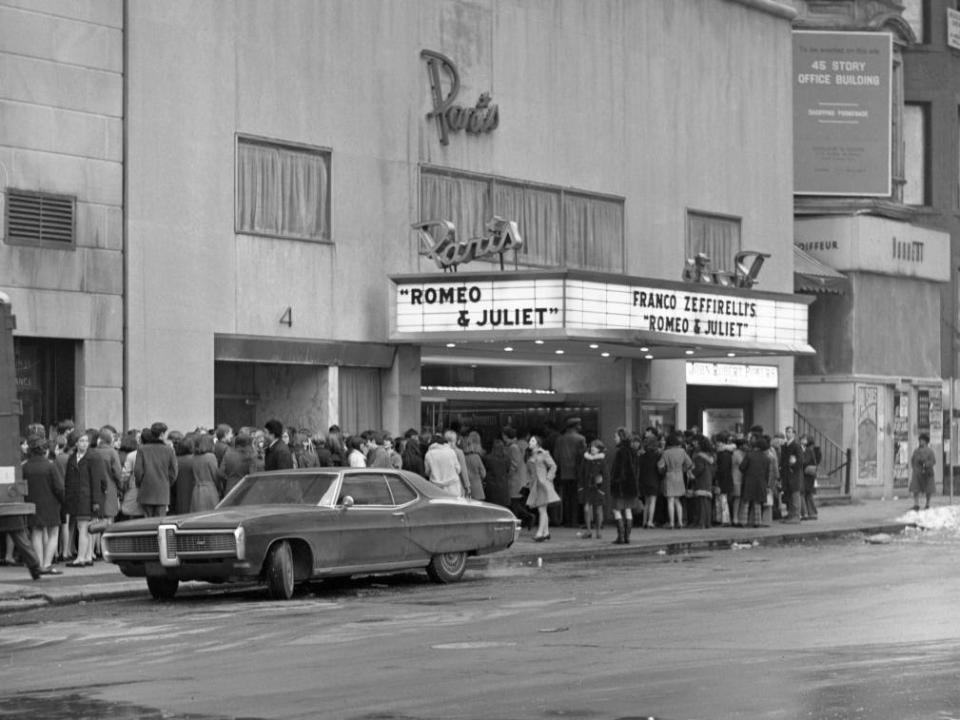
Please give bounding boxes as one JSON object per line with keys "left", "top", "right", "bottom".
{"left": 686, "top": 362, "right": 779, "bottom": 388}
{"left": 948, "top": 8, "right": 960, "bottom": 51}
{"left": 793, "top": 31, "right": 892, "bottom": 196}
{"left": 394, "top": 274, "right": 812, "bottom": 353}
{"left": 794, "top": 215, "right": 950, "bottom": 281}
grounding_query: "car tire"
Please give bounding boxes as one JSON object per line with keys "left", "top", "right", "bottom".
{"left": 265, "top": 540, "right": 295, "bottom": 600}
{"left": 146, "top": 576, "right": 179, "bottom": 601}
{"left": 426, "top": 551, "right": 467, "bottom": 583}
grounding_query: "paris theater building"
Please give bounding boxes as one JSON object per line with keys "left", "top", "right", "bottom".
{"left": 2, "top": 0, "right": 812, "bottom": 443}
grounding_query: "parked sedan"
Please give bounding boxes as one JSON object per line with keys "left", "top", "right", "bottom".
{"left": 102, "top": 468, "right": 519, "bottom": 601}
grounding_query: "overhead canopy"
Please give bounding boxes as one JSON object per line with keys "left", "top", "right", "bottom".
{"left": 794, "top": 245, "right": 849, "bottom": 294}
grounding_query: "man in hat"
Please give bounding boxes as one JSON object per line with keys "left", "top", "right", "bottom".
{"left": 552, "top": 417, "right": 586, "bottom": 527}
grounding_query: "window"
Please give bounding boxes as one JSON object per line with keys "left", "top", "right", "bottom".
{"left": 386, "top": 475, "right": 417, "bottom": 505}
{"left": 339, "top": 475, "right": 394, "bottom": 506}
{"left": 901, "top": 0, "right": 927, "bottom": 43}
{"left": 235, "top": 136, "right": 330, "bottom": 241}
{"left": 685, "top": 211, "right": 741, "bottom": 273}
{"left": 903, "top": 103, "right": 930, "bottom": 206}
{"left": 4, "top": 189, "right": 75, "bottom": 246}
{"left": 420, "top": 168, "right": 624, "bottom": 272}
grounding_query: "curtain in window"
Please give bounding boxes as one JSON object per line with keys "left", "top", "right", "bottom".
{"left": 420, "top": 173, "right": 491, "bottom": 242}
{"left": 563, "top": 194, "right": 624, "bottom": 271}
{"left": 338, "top": 367, "right": 382, "bottom": 435}
{"left": 237, "top": 141, "right": 329, "bottom": 239}
{"left": 686, "top": 213, "right": 741, "bottom": 272}
{"left": 494, "top": 183, "right": 561, "bottom": 267}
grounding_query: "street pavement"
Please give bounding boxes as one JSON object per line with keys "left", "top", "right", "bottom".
{"left": 0, "top": 496, "right": 945, "bottom": 612}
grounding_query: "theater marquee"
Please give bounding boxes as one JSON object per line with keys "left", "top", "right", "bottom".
{"left": 391, "top": 271, "right": 813, "bottom": 354}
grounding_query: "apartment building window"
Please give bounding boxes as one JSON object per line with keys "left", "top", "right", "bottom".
{"left": 902, "top": 0, "right": 928, "bottom": 43}
{"left": 4, "top": 189, "right": 75, "bottom": 247}
{"left": 420, "top": 167, "right": 624, "bottom": 272}
{"left": 236, "top": 136, "right": 331, "bottom": 241}
{"left": 686, "top": 211, "right": 741, "bottom": 272}
{"left": 903, "top": 103, "right": 931, "bottom": 206}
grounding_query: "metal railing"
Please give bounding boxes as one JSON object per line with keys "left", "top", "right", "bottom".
{"left": 793, "top": 409, "right": 851, "bottom": 496}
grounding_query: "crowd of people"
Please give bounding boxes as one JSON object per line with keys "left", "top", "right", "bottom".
{"left": 5, "top": 412, "right": 935, "bottom": 582}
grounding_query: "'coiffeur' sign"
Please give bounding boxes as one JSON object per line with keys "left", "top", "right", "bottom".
{"left": 392, "top": 273, "right": 811, "bottom": 352}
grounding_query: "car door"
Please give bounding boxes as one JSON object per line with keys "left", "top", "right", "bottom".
{"left": 336, "top": 473, "right": 409, "bottom": 567}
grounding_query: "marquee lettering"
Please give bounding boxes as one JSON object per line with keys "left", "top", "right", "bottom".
{"left": 412, "top": 216, "right": 523, "bottom": 272}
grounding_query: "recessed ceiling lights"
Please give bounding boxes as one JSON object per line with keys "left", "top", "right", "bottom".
{"left": 685, "top": 349, "right": 695, "bottom": 355}
{"left": 589, "top": 344, "right": 599, "bottom": 349}
{"left": 445, "top": 343, "right": 456, "bottom": 348}
{"left": 504, "top": 346, "right": 514, "bottom": 352}
{"left": 727, "top": 352, "right": 736, "bottom": 357}
{"left": 644, "top": 354, "right": 654, "bottom": 360}
{"left": 555, "top": 349, "right": 564, "bottom": 355}
{"left": 534, "top": 340, "right": 544, "bottom": 345}
{"left": 640, "top": 347, "right": 649, "bottom": 352}
{"left": 601, "top": 352, "right": 610, "bottom": 358}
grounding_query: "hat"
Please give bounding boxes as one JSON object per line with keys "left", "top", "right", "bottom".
{"left": 565, "top": 417, "right": 582, "bottom": 428}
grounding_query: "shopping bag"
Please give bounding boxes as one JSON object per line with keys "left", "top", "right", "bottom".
{"left": 713, "top": 493, "right": 731, "bottom": 525}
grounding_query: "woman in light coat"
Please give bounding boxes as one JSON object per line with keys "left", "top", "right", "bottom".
{"left": 658, "top": 432, "right": 693, "bottom": 529}
{"left": 525, "top": 435, "right": 559, "bottom": 542}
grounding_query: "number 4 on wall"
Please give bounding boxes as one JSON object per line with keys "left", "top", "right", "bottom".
{"left": 280, "top": 307, "right": 293, "bottom": 327}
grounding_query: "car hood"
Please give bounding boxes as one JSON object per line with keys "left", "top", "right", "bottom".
{"left": 105, "top": 505, "right": 330, "bottom": 533}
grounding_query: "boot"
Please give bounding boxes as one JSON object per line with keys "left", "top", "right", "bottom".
{"left": 612, "top": 518, "right": 625, "bottom": 544}
{"left": 623, "top": 518, "right": 632, "bottom": 544}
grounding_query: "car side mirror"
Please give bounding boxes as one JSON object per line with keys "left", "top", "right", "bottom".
{"left": 340, "top": 496, "right": 354, "bottom": 510}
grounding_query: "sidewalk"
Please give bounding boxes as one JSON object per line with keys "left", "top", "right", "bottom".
{"left": 0, "top": 497, "right": 941, "bottom": 612}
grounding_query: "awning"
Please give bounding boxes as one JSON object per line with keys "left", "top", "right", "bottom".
{"left": 794, "top": 245, "right": 849, "bottom": 294}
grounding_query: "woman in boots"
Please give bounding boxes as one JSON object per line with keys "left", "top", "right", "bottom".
{"left": 525, "top": 435, "right": 559, "bottom": 542}
{"left": 579, "top": 440, "right": 607, "bottom": 539}
{"left": 690, "top": 435, "right": 716, "bottom": 528}
{"left": 610, "top": 429, "right": 640, "bottom": 544}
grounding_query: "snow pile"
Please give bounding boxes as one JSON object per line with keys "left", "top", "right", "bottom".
{"left": 897, "top": 505, "right": 960, "bottom": 533}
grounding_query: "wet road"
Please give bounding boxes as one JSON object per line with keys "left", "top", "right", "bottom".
{"left": 1, "top": 529, "right": 959, "bottom": 720}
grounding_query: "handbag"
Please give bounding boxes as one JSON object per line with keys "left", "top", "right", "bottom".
{"left": 803, "top": 464, "right": 818, "bottom": 476}
{"left": 87, "top": 518, "right": 109, "bottom": 535}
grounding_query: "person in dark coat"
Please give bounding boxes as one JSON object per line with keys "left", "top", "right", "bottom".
{"left": 172, "top": 432, "right": 198, "bottom": 515}
{"left": 219, "top": 432, "right": 258, "bottom": 496}
{"left": 637, "top": 429, "right": 662, "bottom": 529}
{"left": 23, "top": 435, "right": 64, "bottom": 574}
{"left": 738, "top": 434, "right": 771, "bottom": 528}
{"left": 609, "top": 429, "right": 640, "bottom": 544}
{"left": 481, "top": 438, "right": 511, "bottom": 508}
{"left": 779, "top": 427, "right": 803, "bottom": 524}
{"left": 64, "top": 429, "right": 107, "bottom": 566}
{"left": 401, "top": 429, "right": 425, "bottom": 478}
{"left": 263, "top": 419, "right": 294, "bottom": 470}
{"left": 551, "top": 418, "right": 587, "bottom": 527}
{"left": 134, "top": 424, "right": 179, "bottom": 517}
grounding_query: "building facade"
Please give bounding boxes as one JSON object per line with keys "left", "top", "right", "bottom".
{"left": 3, "top": 0, "right": 810, "bottom": 448}
{"left": 790, "top": 0, "right": 952, "bottom": 498}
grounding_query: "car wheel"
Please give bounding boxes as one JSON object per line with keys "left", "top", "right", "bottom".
{"left": 426, "top": 551, "right": 467, "bottom": 583}
{"left": 146, "top": 576, "right": 179, "bottom": 601}
{"left": 265, "top": 540, "right": 295, "bottom": 600}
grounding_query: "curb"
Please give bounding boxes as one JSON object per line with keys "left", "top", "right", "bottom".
{"left": 485, "top": 523, "right": 914, "bottom": 568}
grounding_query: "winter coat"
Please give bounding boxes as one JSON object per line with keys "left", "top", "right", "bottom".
{"left": 464, "top": 450, "right": 486, "bottom": 500}
{"left": 134, "top": 440, "right": 178, "bottom": 508}
{"left": 909, "top": 445, "right": 937, "bottom": 496}
{"left": 659, "top": 445, "right": 693, "bottom": 498}
{"left": 191, "top": 452, "right": 221, "bottom": 512}
{"left": 481, "top": 449, "right": 511, "bottom": 507}
{"left": 691, "top": 451, "right": 715, "bottom": 497}
{"left": 64, "top": 449, "right": 107, "bottom": 519}
{"left": 637, "top": 443, "right": 662, "bottom": 498}
{"left": 219, "top": 445, "right": 257, "bottom": 496}
{"left": 715, "top": 444, "right": 735, "bottom": 496}
{"left": 505, "top": 441, "right": 529, "bottom": 499}
{"left": 97, "top": 445, "right": 122, "bottom": 520}
{"left": 525, "top": 448, "right": 559, "bottom": 508}
{"left": 578, "top": 450, "right": 607, "bottom": 505}
{"left": 23, "top": 455, "right": 64, "bottom": 528}
{"left": 424, "top": 442, "right": 462, "bottom": 497}
{"left": 552, "top": 429, "right": 586, "bottom": 481}
{"left": 739, "top": 448, "right": 770, "bottom": 505}
{"left": 264, "top": 440, "right": 294, "bottom": 471}
{"left": 610, "top": 442, "right": 639, "bottom": 501}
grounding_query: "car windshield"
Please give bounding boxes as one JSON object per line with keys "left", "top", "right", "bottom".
{"left": 219, "top": 473, "right": 339, "bottom": 507}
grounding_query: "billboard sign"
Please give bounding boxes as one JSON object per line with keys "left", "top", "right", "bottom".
{"left": 793, "top": 31, "right": 892, "bottom": 197}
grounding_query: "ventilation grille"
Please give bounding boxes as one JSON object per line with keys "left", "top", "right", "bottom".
{"left": 6, "top": 189, "right": 75, "bottom": 244}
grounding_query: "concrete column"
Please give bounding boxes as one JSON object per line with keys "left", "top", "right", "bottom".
{"left": 326, "top": 365, "right": 339, "bottom": 428}
{"left": 382, "top": 345, "right": 421, "bottom": 434}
